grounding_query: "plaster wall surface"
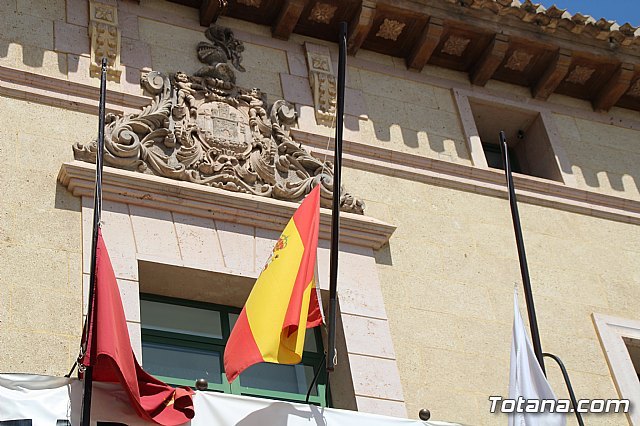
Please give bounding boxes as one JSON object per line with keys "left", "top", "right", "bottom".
{"left": 0, "top": 96, "right": 89, "bottom": 376}
{"left": 344, "top": 166, "right": 639, "bottom": 425}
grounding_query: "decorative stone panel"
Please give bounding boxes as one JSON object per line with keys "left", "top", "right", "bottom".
{"left": 89, "top": 1, "right": 122, "bottom": 82}
{"left": 304, "top": 43, "right": 337, "bottom": 127}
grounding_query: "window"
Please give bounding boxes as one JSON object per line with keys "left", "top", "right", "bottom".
{"left": 481, "top": 142, "right": 522, "bottom": 174}
{"left": 140, "top": 294, "right": 329, "bottom": 407}
{"left": 468, "top": 98, "right": 563, "bottom": 182}
{"left": 623, "top": 337, "right": 640, "bottom": 383}
{"left": 592, "top": 313, "right": 640, "bottom": 424}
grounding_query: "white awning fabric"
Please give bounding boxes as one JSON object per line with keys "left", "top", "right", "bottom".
{"left": 0, "top": 374, "right": 463, "bottom": 426}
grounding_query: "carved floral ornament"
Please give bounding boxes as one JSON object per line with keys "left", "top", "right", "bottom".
{"left": 441, "top": 35, "right": 471, "bottom": 56}
{"left": 73, "top": 25, "right": 364, "bottom": 215}
{"left": 504, "top": 50, "right": 533, "bottom": 71}
{"left": 376, "top": 19, "right": 405, "bottom": 41}
{"left": 565, "top": 65, "right": 595, "bottom": 84}
{"left": 309, "top": 3, "right": 337, "bottom": 24}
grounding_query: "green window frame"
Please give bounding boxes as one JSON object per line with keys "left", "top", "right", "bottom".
{"left": 139, "top": 293, "right": 329, "bottom": 407}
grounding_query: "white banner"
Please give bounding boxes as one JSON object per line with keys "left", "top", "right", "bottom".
{"left": 0, "top": 374, "right": 462, "bottom": 426}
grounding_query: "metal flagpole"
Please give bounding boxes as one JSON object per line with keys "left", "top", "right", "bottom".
{"left": 80, "top": 57, "right": 108, "bottom": 426}
{"left": 498, "top": 131, "right": 545, "bottom": 373}
{"left": 327, "top": 21, "right": 347, "bottom": 372}
{"left": 543, "top": 353, "right": 585, "bottom": 425}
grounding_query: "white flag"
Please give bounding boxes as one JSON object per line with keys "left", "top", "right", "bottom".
{"left": 508, "top": 290, "right": 566, "bottom": 426}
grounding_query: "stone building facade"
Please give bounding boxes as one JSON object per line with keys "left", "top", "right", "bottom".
{"left": 1, "top": 0, "right": 640, "bottom": 425}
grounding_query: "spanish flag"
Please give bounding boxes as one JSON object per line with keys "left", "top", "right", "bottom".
{"left": 224, "top": 185, "right": 323, "bottom": 382}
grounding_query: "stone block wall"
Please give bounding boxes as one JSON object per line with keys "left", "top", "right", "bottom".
{"left": 344, "top": 167, "right": 639, "bottom": 425}
{"left": 0, "top": 97, "right": 91, "bottom": 376}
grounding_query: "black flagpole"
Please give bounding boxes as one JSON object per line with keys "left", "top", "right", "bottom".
{"left": 498, "top": 131, "right": 545, "bottom": 374}
{"left": 327, "top": 22, "right": 347, "bottom": 372}
{"left": 80, "top": 57, "right": 108, "bottom": 426}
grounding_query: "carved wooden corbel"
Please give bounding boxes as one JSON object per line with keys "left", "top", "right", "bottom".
{"left": 88, "top": 1, "right": 122, "bottom": 82}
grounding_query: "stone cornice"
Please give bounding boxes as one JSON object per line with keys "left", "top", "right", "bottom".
{"left": 292, "top": 129, "right": 640, "bottom": 226}
{"left": 58, "top": 161, "right": 396, "bottom": 250}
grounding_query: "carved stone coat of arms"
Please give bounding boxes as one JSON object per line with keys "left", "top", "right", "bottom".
{"left": 74, "top": 25, "right": 364, "bottom": 214}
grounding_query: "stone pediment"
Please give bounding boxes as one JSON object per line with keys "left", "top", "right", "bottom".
{"left": 73, "top": 26, "right": 364, "bottom": 214}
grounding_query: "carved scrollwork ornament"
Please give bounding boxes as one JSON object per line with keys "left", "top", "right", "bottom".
{"left": 73, "top": 26, "right": 364, "bottom": 215}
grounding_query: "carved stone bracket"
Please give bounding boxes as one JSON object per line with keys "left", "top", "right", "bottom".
{"left": 304, "top": 43, "right": 337, "bottom": 127}
{"left": 89, "top": 1, "right": 121, "bottom": 82}
{"left": 73, "top": 26, "right": 363, "bottom": 215}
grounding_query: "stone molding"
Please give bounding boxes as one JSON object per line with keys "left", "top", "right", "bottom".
{"left": 292, "top": 128, "right": 640, "bottom": 226}
{"left": 592, "top": 313, "right": 640, "bottom": 425}
{"left": 58, "top": 161, "right": 396, "bottom": 250}
{"left": 89, "top": 1, "right": 122, "bottom": 82}
{"left": 4, "top": 67, "right": 640, "bottom": 225}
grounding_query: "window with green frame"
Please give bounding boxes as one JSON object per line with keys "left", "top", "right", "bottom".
{"left": 139, "top": 294, "right": 329, "bottom": 407}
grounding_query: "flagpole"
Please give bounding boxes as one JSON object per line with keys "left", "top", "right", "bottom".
{"left": 498, "top": 131, "right": 545, "bottom": 373}
{"left": 327, "top": 21, "right": 347, "bottom": 372}
{"left": 80, "top": 57, "right": 108, "bottom": 426}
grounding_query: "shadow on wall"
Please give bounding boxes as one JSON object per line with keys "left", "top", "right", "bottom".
{"left": 355, "top": 118, "right": 471, "bottom": 161}
{"left": 573, "top": 164, "right": 635, "bottom": 195}
{"left": 470, "top": 98, "right": 640, "bottom": 198}
{"left": 0, "top": 40, "right": 70, "bottom": 75}
{"left": 54, "top": 181, "right": 82, "bottom": 212}
{"left": 375, "top": 243, "right": 393, "bottom": 267}
{"left": 0, "top": 37, "right": 147, "bottom": 90}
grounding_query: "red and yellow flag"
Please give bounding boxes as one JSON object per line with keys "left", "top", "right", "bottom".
{"left": 224, "top": 185, "right": 323, "bottom": 383}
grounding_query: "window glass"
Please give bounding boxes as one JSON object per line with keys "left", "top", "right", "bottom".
{"left": 229, "top": 312, "right": 239, "bottom": 332}
{"left": 140, "top": 295, "right": 327, "bottom": 406}
{"left": 140, "top": 300, "right": 222, "bottom": 339}
{"left": 239, "top": 363, "right": 316, "bottom": 395}
{"left": 142, "top": 341, "right": 223, "bottom": 384}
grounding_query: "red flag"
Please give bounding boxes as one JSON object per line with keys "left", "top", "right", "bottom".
{"left": 82, "top": 229, "right": 194, "bottom": 425}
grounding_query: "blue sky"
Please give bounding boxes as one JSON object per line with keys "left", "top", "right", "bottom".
{"left": 537, "top": 1, "right": 640, "bottom": 26}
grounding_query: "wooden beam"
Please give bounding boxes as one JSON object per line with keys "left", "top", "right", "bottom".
{"left": 406, "top": 17, "right": 444, "bottom": 71}
{"left": 593, "top": 63, "right": 635, "bottom": 112}
{"left": 469, "top": 33, "right": 509, "bottom": 86}
{"left": 532, "top": 48, "right": 572, "bottom": 100}
{"left": 347, "top": 0, "right": 376, "bottom": 56}
{"left": 200, "top": 0, "right": 225, "bottom": 27}
{"left": 272, "top": 0, "right": 309, "bottom": 40}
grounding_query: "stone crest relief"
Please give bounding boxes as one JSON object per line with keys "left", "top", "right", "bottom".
{"left": 73, "top": 26, "right": 364, "bottom": 214}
